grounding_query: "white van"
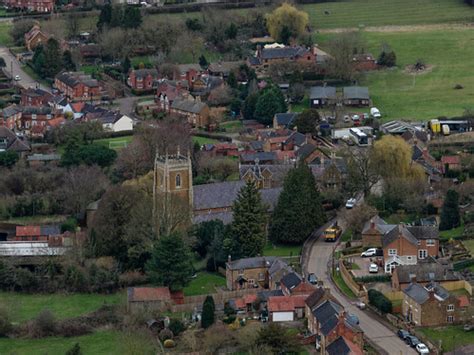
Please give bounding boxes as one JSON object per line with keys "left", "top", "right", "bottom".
{"left": 370, "top": 107, "right": 381, "bottom": 118}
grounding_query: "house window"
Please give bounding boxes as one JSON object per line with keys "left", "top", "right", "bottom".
{"left": 239, "top": 269, "right": 244, "bottom": 275}
{"left": 447, "top": 304, "right": 454, "bottom": 312}
{"left": 418, "top": 250, "right": 427, "bottom": 259}
{"left": 427, "top": 239, "right": 435, "bottom": 246}
{"left": 175, "top": 174, "right": 181, "bottom": 188}
{"left": 389, "top": 249, "right": 397, "bottom": 256}
{"left": 447, "top": 315, "right": 454, "bottom": 323}
{"left": 248, "top": 279, "right": 254, "bottom": 285}
{"left": 258, "top": 272, "right": 265, "bottom": 281}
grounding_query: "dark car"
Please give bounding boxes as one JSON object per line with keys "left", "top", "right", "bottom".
{"left": 346, "top": 313, "right": 359, "bottom": 325}
{"left": 397, "top": 329, "right": 410, "bottom": 340}
{"left": 405, "top": 335, "right": 420, "bottom": 347}
{"left": 308, "top": 273, "right": 318, "bottom": 285}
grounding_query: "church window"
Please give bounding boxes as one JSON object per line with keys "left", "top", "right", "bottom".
{"left": 176, "top": 174, "right": 181, "bottom": 188}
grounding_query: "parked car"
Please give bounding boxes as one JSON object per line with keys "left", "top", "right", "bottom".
{"left": 370, "top": 107, "right": 381, "bottom": 118}
{"left": 353, "top": 301, "right": 366, "bottom": 310}
{"left": 14, "top": 75, "right": 21, "bottom": 81}
{"left": 464, "top": 323, "right": 474, "bottom": 331}
{"left": 344, "top": 115, "right": 351, "bottom": 123}
{"left": 346, "top": 313, "right": 359, "bottom": 325}
{"left": 415, "top": 343, "right": 430, "bottom": 354}
{"left": 361, "top": 248, "right": 378, "bottom": 257}
{"left": 308, "top": 273, "right": 318, "bottom": 285}
{"left": 345, "top": 198, "right": 357, "bottom": 209}
{"left": 369, "top": 263, "right": 379, "bottom": 273}
{"left": 397, "top": 329, "right": 410, "bottom": 340}
{"left": 405, "top": 335, "right": 421, "bottom": 347}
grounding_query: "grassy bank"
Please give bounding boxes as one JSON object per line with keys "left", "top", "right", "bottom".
{"left": 0, "top": 292, "right": 124, "bottom": 323}
{"left": 418, "top": 325, "right": 474, "bottom": 352}
{"left": 183, "top": 272, "right": 226, "bottom": 296}
{"left": 333, "top": 271, "right": 356, "bottom": 299}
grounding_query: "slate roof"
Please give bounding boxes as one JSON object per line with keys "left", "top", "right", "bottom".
{"left": 310, "top": 86, "right": 336, "bottom": 100}
{"left": 56, "top": 72, "right": 99, "bottom": 88}
{"left": 275, "top": 113, "right": 298, "bottom": 127}
{"left": 285, "top": 131, "right": 306, "bottom": 147}
{"left": 260, "top": 46, "right": 310, "bottom": 60}
{"left": 403, "top": 282, "right": 450, "bottom": 304}
{"left": 192, "top": 211, "right": 234, "bottom": 225}
{"left": 305, "top": 288, "right": 326, "bottom": 309}
{"left": 226, "top": 256, "right": 277, "bottom": 271}
{"left": 22, "top": 87, "right": 51, "bottom": 98}
{"left": 171, "top": 98, "right": 208, "bottom": 114}
{"left": 312, "top": 299, "right": 342, "bottom": 323}
{"left": 281, "top": 272, "right": 302, "bottom": 290}
{"left": 395, "top": 260, "right": 460, "bottom": 284}
{"left": 362, "top": 215, "right": 396, "bottom": 235}
{"left": 248, "top": 141, "right": 264, "bottom": 151}
{"left": 268, "top": 258, "right": 292, "bottom": 277}
{"left": 240, "top": 151, "right": 277, "bottom": 164}
{"left": 257, "top": 289, "right": 284, "bottom": 301}
{"left": 320, "top": 315, "right": 339, "bottom": 335}
{"left": 296, "top": 143, "right": 317, "bottom": 159}
{"left": 2, "top": 105, "right": 22, "bottom": 117}
{"left": 343, "top": 86, "right": 369, "bottom": 100}
{"left": 326, "top": 336, "right": 351, "bottom": 355}
{"left": 208, "top": 61, "right": 243, "bottom": 75}
{"left": 382, "top": 224, "right": 438, "bottom": 248}
{"left": 132, "top": 69, "right": 158, "bottom": 79}
{"left": 0, "top": 126, "right": 30, "bottom": 152}
{"left": 193, "top": 181, "right": 245, "bottom": 210}
{"left": 40, "top": 225, "right": 61, "bottom": 235}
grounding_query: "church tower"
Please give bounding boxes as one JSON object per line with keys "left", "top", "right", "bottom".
{"left": 153, "top": 148, "right": 193, "bottom": 236}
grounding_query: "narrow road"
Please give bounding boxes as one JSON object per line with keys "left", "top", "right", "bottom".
{"left": 0, "top": 46, "right": 50, "bottom": 92}
{"left": 304, "top": 219, "right": 417, "bottom": 355}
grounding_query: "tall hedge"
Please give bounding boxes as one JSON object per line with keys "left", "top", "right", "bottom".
{"left": 368, "top": 289, "right": 392, "bottom": 314}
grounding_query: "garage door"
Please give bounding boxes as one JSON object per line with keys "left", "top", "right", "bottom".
{"left": 272, "top": 312, "right": 294, "bottom": 322}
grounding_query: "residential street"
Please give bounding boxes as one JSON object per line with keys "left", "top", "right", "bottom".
{"left": 304, "top": 220, "right": 417, "bottom": 355}
{"left": 0, "top": 46, "right": 50, "bottom": 92}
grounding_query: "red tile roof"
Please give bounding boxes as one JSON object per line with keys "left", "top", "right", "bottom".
{"left": 441, "top": 156, "right": 460, "bottom": 165}
{"left": 458, "top": 295, "right": 470, "bottom": 308}
{"left": 16, "top": 226, "right": 41, "bottom": 237}
{"left": 48, "top": 117, "right": 65, "bottom": 127}
{"left": 128, "top": 287, "right": 171, "bottom": 302}
{"left": 71, "top": 102, "right": 85, "bottom": 113}
{"left": 291, "top": 282, "right": 315, "bottom": 295}
{"left": 268, "top": 295, "right": 307, "bottom": 312}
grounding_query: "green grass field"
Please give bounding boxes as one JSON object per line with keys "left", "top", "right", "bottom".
{"left": 192, "top": 136, "right": 220, "bottom": 146}
{"left": 183, "top": 272, "right": 226, "bottom": 296}
{"left": 0, "top": 22, "right": 12, "bottom": 47}
{"left": 0, "top": 292, "right": 124, "bottom": 323}
{"left": 303, "top": 0, "right": 473, "bottom": 29}
{"left": 0, "top": 330, "right": 124, "bottom": 355}
{"left": 94, "top": 135, "right": 133, "bottom": 150}
{"left": 220, "top": 120, "right": 243, "bottom": 133}
{"left": 263, "top": 243, "right": 302, "bottom": 257}
{"left": 439, "top": 224, "right": 465, "bottom": 239}
{"left": 418, "top": 325, "right": 474, "bottom": 352}
{"left": 318, "top": 28, "right": 474, "bottom": 120}
{"left": 332, "top": 271, "right": 356, "bottom": 298}
{"left": 462, "top": 239, "right": 474, "bottom": 256}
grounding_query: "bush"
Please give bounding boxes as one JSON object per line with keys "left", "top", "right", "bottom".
{"left": 65, "top": 343, "right": 83, "bottom": 355}
{"left": 223, "top": 315, "right": 236, "bottom": 324}
{"left": 118, "top": 271, "right": 147, "bottom": 287}
{"left": 0, "top": 306, "right": 12, "bottom": 336}
{"left": 368, "top": 289, "right": 392, "bottom": 314}
{"left": 158, "top": 328, "right": 173, "bottom": 341}
{"left": 163, "top": 339, "right": 175, "bottom": 348}
{"left": 453, "top": 258, "right": 474, "bottom": 271}
{"left": 168, "top": 319, "right": 185, "bottom": 336}
{"left": 33, "top": 309, "right": 56, "bottom": 337}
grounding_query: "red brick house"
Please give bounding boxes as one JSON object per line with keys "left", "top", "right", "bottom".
{"left": 352, "top": 53, "right": 378, "bottom": 71}
{"left": 23, "top": 24, "right": 49, "bottom": 51}
{"left": 54, "top": 72, "right": 102, "bottom": 101}
{"left": 19, "top": 106, "right": 64, "bottom": 138}
{"left": 21, "top": 88, "right": 53, "bottom": 107}
{"left": 441, "top": 155, "right": 461, "bottom": 173}
{"left": 0, "top": 105, "right": 22, "bottom": 130}
{"left": 248, "top": 45, "right": 318, "bottom": 72}
{"left": 6, "top": 0, "right": 53, "bottom": 13}
{"left": 127, "top": 69, "right": 159, "bottom": 92}
{"left": 170, "top": 97, "right": 210, "bottom": 128}
{"left": 155, "top": 80, "right": 189, "bottom": 111}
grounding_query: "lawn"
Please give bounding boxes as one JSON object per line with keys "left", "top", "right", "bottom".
{"left": 192, "top": 135, "right": 219, "bottom": 146}
{"left": 263, "top": 243, "right": 302, "bottom": 257}
{"left": 317, "top": 28, "right": 474, "bottom": 120}
{"left": 0, "top": 292, "right": 124, "bottom": 323}
{"left": 220, "top": 120, "right": 243, "bottom": 133}
{"left": 439, "top": 224, "right": 465, "bottom": 240}
{"left": 332, "top": 271, "right": 356, "bottom": 299}
{"left": 94, "top": 135, "right": 133, "bottom": 150}
{"left": 418, "top": 325, "right": 474, "bottom": 352}
{"left": 183, "top": 272, "right": 226, "bottom": 296}
{"left": 0, "top": 22, "right": 12, "bottom": 47}
{"left": 0, "top": 330, "right": 142, "bottom": 355}
{"left": 462, "top": 239, "right": 474, "bottom": 256}
{"left": 303, "top": 0, "right": 473, "bottom": 30}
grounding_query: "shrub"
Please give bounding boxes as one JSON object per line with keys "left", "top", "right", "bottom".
{"left": 163, "top": 339, "right": 175, "bottom": 348}
{"left": 201, "top": 295, "right": 215, "bottom": 329}
{"left": 453, "top": 258, "right": 474, "bottom": 271}
{"left": 0, "top": 306, "right": 12, "bottom": 336}
{"left": 34, "top": 309, "right": 56, "bottom": 337}
{"left": 59, "top": 319, "right": 92, "bottom": 337}
{"left": 223, "top": 315, "right": 236, "bottom": 324}
{"left": 118, "top": 270, "right": 147, "bottom": 287}
{"left": 158, "top": 328, "right": 173, "bottom": 341}
{"left": 65, "top": 343, "right": 83, "bottom": 355}
{"left": 368, "top": 289, "right": 392, "bottom": 314}
{"left": 168, "top": 319, "right": 185, "bottom": 336}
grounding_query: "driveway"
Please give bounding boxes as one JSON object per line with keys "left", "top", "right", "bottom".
{"left": 303, "top": 219, "right": 417, "bottom": 355}
{"left": 0, "top": 46, "right": 50, "bottom": 92}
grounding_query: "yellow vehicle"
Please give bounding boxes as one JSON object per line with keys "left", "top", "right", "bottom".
{"left": 324, "top": 225, "right": 342, "bottom": 242}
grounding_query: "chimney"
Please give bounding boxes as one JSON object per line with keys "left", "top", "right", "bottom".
{"left": 370, "top": 219, "right": 375, "bottom": 229}
{"left": 256, "top": 45, "right": 262, "bottom": 58}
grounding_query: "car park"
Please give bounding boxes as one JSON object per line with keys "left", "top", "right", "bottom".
{"left": 369, "top": 263, "right": 379, "bottom": 273}
{"left": 397, "top": 329, "right": 410, "bottom": 340}
{"left": 415, "top": 343, "right": 430, "bottom": 354}
{"left": 345, "top": 198, "right": 356, "bottom": 209}
{"left": 405, "top": 335, "right": 421, "bottom": 347}
{"left": 308, "top": 273, "right": 318, "bottom": 285}
{"left": 361, "top": 248, "right": 378, "bottom": 257}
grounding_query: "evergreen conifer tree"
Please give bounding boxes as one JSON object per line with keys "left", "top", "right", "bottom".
{"left": 439, "top": 189, "right": 460, "bottom": 231}
{"left": 201, "top": 295, "right": 215, "bottom": 328}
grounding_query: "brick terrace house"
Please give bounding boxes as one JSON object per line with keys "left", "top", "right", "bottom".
{"left": 392, "top": 257, "right": 462, "bottom": 291}
{"left": 54, "top": 72, "right": 102, "bottom": 101}
{"left": 169, "top": 97, "right": 209, "bottom": 128}
{"left": 5, "top": 0, "right": 53, "bottom": 12}
{"left": 21, "top": 88, "right": 53, "bottom": 107}
{"left": 127, "top": 69, "right": 159, "bottom": 92}
{"left": 402, "top": 282, "right": 471, "bottom": 326}
{"left": 23, "top": 24, "right": 49, "bottom": 51}
{"left": 248, "top": 45, "right": 318, "bottom": 74}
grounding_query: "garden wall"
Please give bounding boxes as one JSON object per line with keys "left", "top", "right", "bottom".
{"left": 338, "top": 259, "right": 368, "bottom": 301}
